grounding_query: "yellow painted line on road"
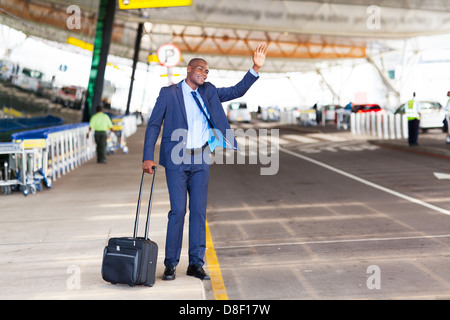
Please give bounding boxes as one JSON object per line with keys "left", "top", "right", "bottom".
{"left": 205, "top": 220, "right": 228, "bottom": 300}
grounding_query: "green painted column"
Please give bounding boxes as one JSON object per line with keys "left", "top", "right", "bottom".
{"left": 82, "top": 0, "right": 116, "bottom": 122}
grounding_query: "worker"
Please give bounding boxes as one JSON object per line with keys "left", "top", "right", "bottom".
{"left": 406, "top": 92, "right": 420, "bottom": 146}
{"left": 444, "top": 91, "right": 450, "bottom": 144}
{"left": 88, "top": 105, "right": 114, "bottom": 164}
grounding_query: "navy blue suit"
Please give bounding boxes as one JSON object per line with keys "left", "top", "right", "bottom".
{"left": 143, "top": 70, "right": 259, "bottom": 267}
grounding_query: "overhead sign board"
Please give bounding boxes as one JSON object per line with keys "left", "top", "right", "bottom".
{"left": 118, "top": 0, "right": 192, "bottom": 10}
{"left": 157, "top": 44, "right": 181, "bottom": 68}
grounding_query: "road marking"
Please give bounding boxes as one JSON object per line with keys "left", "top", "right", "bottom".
{"left": 209, "top": 201, "right": 366, "bottom": 213}
{"left": 279, "top": 146, "right": 450, "bottom": 216}
{"left": 214, "top": 234, "right": 450, "bottom": 250}
{"left": 282, "top": 134, "right": 320, "bottom": 143}
{"left": 205, "top": 220, "right": 228, "bottom": 300}
{"left": 235, "top": 136, "right": 258, "bottom": 147}
{"left": 308, "top": 133, "right": 347, "bottom": 142}
{"left": 258, "top": 135, "right": 291, "bottom": 145}
{"left": 296, "top": 142, "right": 379, "bottom": 154}
{"left": 434, "top": 172, "right": 450, "bottom": 180}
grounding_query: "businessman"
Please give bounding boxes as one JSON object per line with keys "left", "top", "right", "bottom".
{"left": 142, "top": 43, "right": 268, "bottom": 281}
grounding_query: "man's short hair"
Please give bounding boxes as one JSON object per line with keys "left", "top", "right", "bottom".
{"left": 188, "top": 58, "right": 206, "bottom": 67}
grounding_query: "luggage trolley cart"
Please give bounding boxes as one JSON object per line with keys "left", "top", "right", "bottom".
{"left": 299, "top": 109, "right": 317, "bottom": 126}
{"left": 12, "top": 123, "right": 94, "bottom": 185}
{"left": 336, "top": 108, "right": 351, "bottom": 130}
{"left": 21, "top": 138, "right": 52, "bottom": 194}
{"left": 10, "top": 133, "right": 53, "bottom": 195}
{"left": 107, "top": 116, "right": 129, "bottom": 154}
{"left": 0, "top": 141, "right": 39, "bottom": 196}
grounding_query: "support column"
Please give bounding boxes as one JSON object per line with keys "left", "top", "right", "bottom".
{"left": 125, "top": 22, "right": 144, "bottom": 116}
{"left": 316, "top": 68, "right": 340, "bottom": 104}
{"left": 82, "top": 0, "right": 117, "bottom": 122}
{"left": 366, "top": 55, "right": 401, "bottom": 107}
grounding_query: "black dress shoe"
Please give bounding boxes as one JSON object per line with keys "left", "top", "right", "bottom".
{"left": 186, "top": 264, "right": 210, "bottom": 280}
{"left": 163, "top": 265, "right": 176, "bottom": 280}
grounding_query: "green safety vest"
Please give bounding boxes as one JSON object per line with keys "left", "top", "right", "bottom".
{"left": 406, "top": 99, "right": 420, "bottom": 120}
{"left": 89, "top": 112, "right": 113, "bottom": 131}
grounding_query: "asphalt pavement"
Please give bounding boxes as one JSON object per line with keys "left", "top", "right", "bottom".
{"left": 207, "top": 122, "right": 450, "bottom": 299}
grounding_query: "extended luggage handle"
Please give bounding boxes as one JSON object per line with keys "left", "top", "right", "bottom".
{"left": 134, "top": 167, "right": 156, "bottom": 240}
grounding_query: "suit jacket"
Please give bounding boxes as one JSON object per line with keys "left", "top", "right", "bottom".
{"left": 143, "top": 70, "right": 259, "bottom": 169}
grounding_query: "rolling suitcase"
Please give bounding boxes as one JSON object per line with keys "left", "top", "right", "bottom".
{"left": 102, "top": 169, "right": 158, "bottom": 287}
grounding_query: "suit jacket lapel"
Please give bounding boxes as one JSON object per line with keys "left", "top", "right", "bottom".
{"left": 175, "top": 82, "right": 188, "bottom": 126}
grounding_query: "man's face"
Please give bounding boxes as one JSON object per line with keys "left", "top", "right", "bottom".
{"left": 187, "top": 60, "right": 209, "bottom": 88}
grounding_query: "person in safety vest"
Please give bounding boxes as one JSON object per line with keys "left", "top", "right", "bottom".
{"left": 88, "top": 105, "right": 114, "bottom": 164}
{"left": 406, "top": 92, "right": 420, "bottom": 146}
{"left": 444, "top": 91, "right": 450, "bottom": 144}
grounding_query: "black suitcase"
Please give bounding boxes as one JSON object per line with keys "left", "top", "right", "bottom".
{"left": 102, "top": 169, "right": 158, "bottom": 287}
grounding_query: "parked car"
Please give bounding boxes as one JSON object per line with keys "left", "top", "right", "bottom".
{"left": 53, "top": 85, "right": 86, "bottom": 109}
{"left": 227, "top": 102, "right": 251, "bottom": 123}
{"left": 352, "top": 104, "right": 383, "bottom": 113}
{"left": 11, "top": 67, "right": 43, "bottom": 93}
{"left": 323, "top": 104, "right": 343, "bottom": 122}
{"left": 395, "top": 101, "right": 446, "bottom": 132}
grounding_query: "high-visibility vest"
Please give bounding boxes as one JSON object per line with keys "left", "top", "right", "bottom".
{"left": 406, "top": 99, "right": 420, "bottom": 120}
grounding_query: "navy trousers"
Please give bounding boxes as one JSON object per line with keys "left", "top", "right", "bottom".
{"left": 164, "top": 153, "right": 210, "bottom": 267}
{"left": 408, "top": 119, "right": 419, "bottom": 146}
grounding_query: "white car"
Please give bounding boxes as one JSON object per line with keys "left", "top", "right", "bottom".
{"left": 419, "top": 101, "right": 446, "bottom": 132}
{"left": 227, "top": 102, "right": 251, "bottom": 123}
{"left": 12, "top": 67, "right": 43, "bottom": 93}
{"left": 395, "top": 101, "right": 446, "bottom": 132}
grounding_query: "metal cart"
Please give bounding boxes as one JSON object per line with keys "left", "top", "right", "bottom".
{"left": 0, "top": 141, "right": 43, "bottom": 196}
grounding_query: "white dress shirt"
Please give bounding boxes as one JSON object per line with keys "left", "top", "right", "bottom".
{"left": 181, "top": 80, "right": 210, "bottom": 149}
{"left": 181, "top": 68, "right": 259, "bottom": 149}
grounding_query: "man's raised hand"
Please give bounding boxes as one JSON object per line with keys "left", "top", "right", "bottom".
{"left": 252, "top": 42, "right": 268, "bottom": 73}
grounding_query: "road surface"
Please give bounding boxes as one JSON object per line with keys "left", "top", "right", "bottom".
{"left": 206, "top": 123, "right": 450, "bottom": 299}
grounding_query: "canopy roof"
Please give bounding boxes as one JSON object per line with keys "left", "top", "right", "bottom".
{"left": 1, "top": 0, "right": 450, "bottom": 72}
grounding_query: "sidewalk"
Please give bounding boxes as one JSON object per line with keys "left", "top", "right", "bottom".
{"left": 0, "top": 126, "right": 209, "bottom": 300}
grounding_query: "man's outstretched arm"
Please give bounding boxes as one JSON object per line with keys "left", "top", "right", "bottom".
{"left": 217, "top": 43, "right": 268, "bottom": 102}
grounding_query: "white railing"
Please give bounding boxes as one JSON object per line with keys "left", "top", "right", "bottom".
{"left": 46, "top": 123, "right": 95, "bottom": 181}
{"left": 350, "top": 112, "right": 408, "bottom": 139}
